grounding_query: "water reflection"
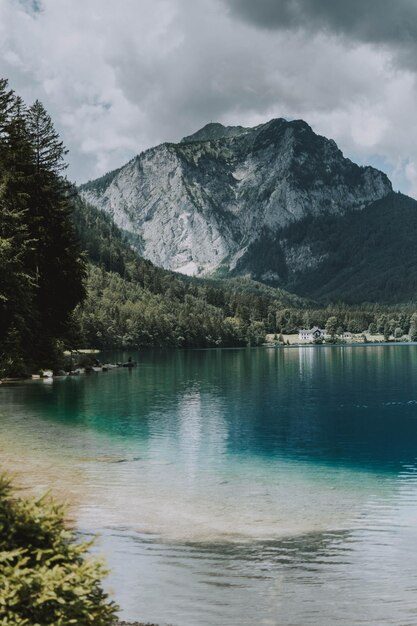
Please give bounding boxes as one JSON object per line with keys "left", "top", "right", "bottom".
{"left": 2, "top": 347, "right": 417, "bottom": 624}
{"left": 3, "top": 345, "right": 417, "bottom": 472}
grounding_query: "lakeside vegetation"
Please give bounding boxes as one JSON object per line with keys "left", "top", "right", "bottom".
{"left": 0, "top": 473, "right": 118, "bottom": 625}
{"left": 0, "top": 79, "right": 85, "bottom": 377}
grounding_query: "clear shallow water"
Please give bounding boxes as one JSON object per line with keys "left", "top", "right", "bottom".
{"left": 1, "top": 346, "right": 417, "bottom": 624}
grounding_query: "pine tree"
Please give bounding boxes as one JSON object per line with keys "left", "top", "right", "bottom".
{"left": 0, "top": 78, "right": 15, "bottom": 139}
{"left": 25, "top": 100, "right": 85, "bottom": 358}
{"left": 0, "top": 86, "right": 37, "bottom": 370}
{"left": 27, "top": 99, "right": 68, "bottom": 175}
{"left": 0, "top": 80, "right": 86, "bottom": 373}
{"left": 409, "top": 312, "right": 417, "bottom": 341}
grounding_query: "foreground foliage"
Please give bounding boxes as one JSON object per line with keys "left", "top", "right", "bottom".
{"left": 0, "top": 475, "right": 118, "bottom": 626}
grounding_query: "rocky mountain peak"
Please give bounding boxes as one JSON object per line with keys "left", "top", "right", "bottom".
{"left": 80, "top": 118, "right": 392, "bottom": 279}
{"left": 181, "top": 122, "right": 250, "bottom": 144}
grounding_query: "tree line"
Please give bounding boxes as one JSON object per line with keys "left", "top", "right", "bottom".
{"left": 0, "top": 78, "right": 85, "bottom": 375}
{"left": 274, "top": 305, "right": 417, "bottom": 339}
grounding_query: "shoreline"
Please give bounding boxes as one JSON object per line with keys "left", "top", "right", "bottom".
{"left": 1, "top": 341, "right": 416, "bottom": 384}
{"left": 263, "top": 340, "right": 416, "bottom": 349}
{"left": 117, "top": 622, "right": 160, "bottom": 626}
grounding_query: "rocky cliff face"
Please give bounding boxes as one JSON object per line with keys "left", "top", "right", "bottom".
{"left": 80, "top": 118, "right": 392, "bottom": 278}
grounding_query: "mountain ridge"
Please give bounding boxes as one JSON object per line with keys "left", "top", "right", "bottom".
{"left": 80, "top": 117, "right": 391, "bottom": 282}
{"left": 180, "top": 121, "right": 250, "bottom": 143}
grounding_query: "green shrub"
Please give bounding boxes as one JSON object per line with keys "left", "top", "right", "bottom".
{"left": 0, "top": 474, "right": 118, "bottom": 626}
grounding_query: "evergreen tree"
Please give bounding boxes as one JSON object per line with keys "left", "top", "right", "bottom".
{"left": 0, "top": 78, "right": 15, "bottom": 138}
{"left": 0, "top": 86, "right": 37, "bottom": 371}
{"left": 27, "top": 99, "right": 68, "bottom": 175}
{"left": 409, "top": 312, "right": 417, "bottom": 341}
{"left": 0, "top": 80, "right": 85, "bottom": 373}
{"left": 26, "top": 100, "right": 86, "bottom": 358}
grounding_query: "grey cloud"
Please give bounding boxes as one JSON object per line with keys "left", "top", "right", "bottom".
{"left": 222, "top": 0, "right": 417, "bottom": 52}
{"left": 2, "top": 0, "right": 417, "bottom": 197}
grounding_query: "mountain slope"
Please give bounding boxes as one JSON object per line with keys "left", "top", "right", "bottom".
{"left": 72, "top": 194, "right": 306, "bottom": 307}
{"left": 71, "top": 196, "right": 311, "bottom": 349}
{"left": 258, "top": 192, "right": 417, "bottom": 304}
{"left": 80, "top": 118, "right": 391, "bottom": 279}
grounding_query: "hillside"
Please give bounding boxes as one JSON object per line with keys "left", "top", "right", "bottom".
{"left": 235, "top": 192, "right": 417, "bottom": 303}
{"left": 71, "top": 197, "right": 309, "bottom": 349}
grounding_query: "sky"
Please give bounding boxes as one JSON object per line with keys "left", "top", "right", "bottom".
{"left": 1, "top": 0, "right": 416, "bottom": 197}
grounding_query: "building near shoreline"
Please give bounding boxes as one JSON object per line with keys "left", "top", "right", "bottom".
{"left": 298, "top": 327, "right": 325, "bottom": 342}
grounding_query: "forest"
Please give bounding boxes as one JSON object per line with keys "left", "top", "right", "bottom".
{"left": 0, "top": 78, "right": 85, "bottom": 376}
{"left": 235, "top": 192, "right": 417, "bottom": 304}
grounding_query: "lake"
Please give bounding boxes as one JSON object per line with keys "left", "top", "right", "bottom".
{"left": 1, "top": 345, "right": 417, "bottom": 625}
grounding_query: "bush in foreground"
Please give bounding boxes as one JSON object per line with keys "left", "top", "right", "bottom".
{"left": 0, "top": 474, "right": 118, "bottom": 626}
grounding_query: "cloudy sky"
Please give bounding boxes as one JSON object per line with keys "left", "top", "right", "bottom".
{"left": 1, "top": 0, "right": 416, "bottom": 196}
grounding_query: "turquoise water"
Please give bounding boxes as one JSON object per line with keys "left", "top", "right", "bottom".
{"left": 1, "top": 346, "right": 417, "bottom": 625}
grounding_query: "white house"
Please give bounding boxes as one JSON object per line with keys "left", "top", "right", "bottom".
{"left": 298, "top": 326, "right": 325, "bottom": 342}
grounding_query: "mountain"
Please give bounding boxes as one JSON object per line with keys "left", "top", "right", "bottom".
{"left": 79, "top": 118, "right": 417, "bottom": 303}
{"left": 80, "top": 118, "right": 391, "bottom": 280}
